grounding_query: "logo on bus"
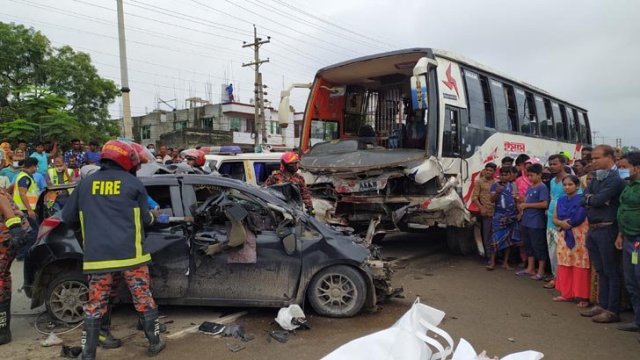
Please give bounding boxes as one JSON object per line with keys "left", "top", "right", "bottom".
{"left": 504, "top": 141, "right": 526, "bottom": 152}
{"left": 442, "top": 63, "right": 460, "bottom": 97}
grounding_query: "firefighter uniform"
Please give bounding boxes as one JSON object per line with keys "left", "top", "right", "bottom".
{"left": 61, "top": 140, "right": 165, "bottom": 359}
{"left": 264, "top": 170, "right": 314, "bottom": 211}
{"left": 0, "top": 192, "right": 29, "bottom": 345}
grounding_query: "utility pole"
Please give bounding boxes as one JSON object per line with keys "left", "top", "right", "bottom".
{"left": 242, "top": 25, "right": 270, "bottom": 148}
{"left": 591, "top": 130, "right": 600, "bottom": 144}
{"left": 616, "top": 138, "right": 622, "bottom": 148}
{"left": 116, "top": 0, "right": 133, "bottom": 139}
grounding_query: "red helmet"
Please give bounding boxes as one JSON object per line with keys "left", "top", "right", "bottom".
{"left": 101, "top": 140, "right": 139, "bottom": 171}
{"left": 182, "top": 148, "right": 206, "bottom": 167}
{"left": 280, "top": 151, "right": 300, "bottom": 165}
{"left": 130, "top": 142, "right": 150, "bottom": 164}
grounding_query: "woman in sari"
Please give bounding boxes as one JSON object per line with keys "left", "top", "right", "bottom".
{"left": 552, "top": 175, "right": 590, "bottom": 307}
{"left": 487, "top": 167, "right": 519, "bottom": 270}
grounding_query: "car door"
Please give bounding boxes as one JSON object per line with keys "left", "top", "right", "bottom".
{"left": 181, "top": 177, "right": 302, "bottom": 303}
{"left": 142, "top": 177, "right": 190, "bottom": 299}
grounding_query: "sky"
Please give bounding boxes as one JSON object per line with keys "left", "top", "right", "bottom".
{"left": 2, "top": 0, "right": 639, "bottom": 146}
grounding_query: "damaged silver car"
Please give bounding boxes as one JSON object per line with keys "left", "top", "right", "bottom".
{"left": 24, "top": 174, "right": 401, "bottom": 324}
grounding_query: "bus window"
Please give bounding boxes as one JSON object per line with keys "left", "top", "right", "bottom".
{"left": 443, "top": 106, "right": 461, "bottom": 157}
{"left": 480, "top": 75, "right": 494, "bottom": 128}
{"left": 563, "top": 105, "right": 577, "bottom": 142}
{"left": 551, "top": 101, "right": 565, "bottom": 140}
{"left": 514, "top": 88, "right": 530, "bottom": 134}
{"left": 536, "top": 96, "right": 551, "bottom": 137}
{"left": 541, "top": 98, "right": 555, "bottom": 138}
{"left": 311, "top": 120, "right": 339, "bottom": 145}
{"left": 524, "top": 92, "right": 538, "bottom": 135}
{"left": 463, "top": 69, "right": 489, "bottom": 128}
{"left": 490, "top": 79, "right": 510, "bottom": 131}
{"left": 572, "top": 109, "right": 583, "bottom": 143}
{"left": 574, "top": 110, "right": 591, "bottom": 144}
{"left": 581, "top": 112, "right": 591, "bottom": 144}
{"left": 503, "top": 84, "right": 518, "bottom": 132}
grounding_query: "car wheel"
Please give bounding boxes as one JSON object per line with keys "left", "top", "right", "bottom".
{"left": 307, "top": 265, "right": 366, "bottom": 318}
{"left": 45, "top": 272, "right": 88, "bottom": 324}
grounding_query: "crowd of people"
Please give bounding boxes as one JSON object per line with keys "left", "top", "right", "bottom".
{"left": 471, "top": 145, "right": 640, "bottom": 338}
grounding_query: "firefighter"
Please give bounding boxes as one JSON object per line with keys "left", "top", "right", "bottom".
{"left": 263, "top": 151, "right": 314, "bottom": 214}
{"left": 62, "top": 140, "right": 168, "bottom": 359}
{"left": 0, "top": 191, "right": 29, "bottom": 345}
{"left": 182, "top": 148, "right": 208, "bottom": 174}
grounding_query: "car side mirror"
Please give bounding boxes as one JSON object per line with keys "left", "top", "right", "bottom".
{"left": 282, "top": 233, "right": 296, "bottom": 255}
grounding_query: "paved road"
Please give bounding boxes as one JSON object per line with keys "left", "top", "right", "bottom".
{"left": 4, "top": 233, "right": 639, "bottom": 359}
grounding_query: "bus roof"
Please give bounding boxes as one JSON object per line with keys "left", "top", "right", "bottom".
{"left": 317, "top": 47, "right": 587, "bottom": 112}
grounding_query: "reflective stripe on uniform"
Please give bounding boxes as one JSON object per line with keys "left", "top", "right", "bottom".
{"left": 79, "top": 211, "right": 86, "bottom": 247}
{"left": 82, "top": 206, "right": 150, "bottom": 271}
{"left": 4, "top": 217, "right": 21, "bottom": 228}
{"left": 12, "top": 172, "right": 38, "bottom": 210}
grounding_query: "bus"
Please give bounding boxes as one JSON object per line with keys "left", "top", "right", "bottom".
{"left": 278, "top": 48, "right": 591, "bottom": 253}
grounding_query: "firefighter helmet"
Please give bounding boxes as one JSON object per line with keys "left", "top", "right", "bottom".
{"left": 182, "top": 148, "right": 206, "bottom": 167}
{"left": 130, "top": 142, "right": 151, "bottom": 164}
{"left": 280, "top": 151, "right": 300, "bottom": 164}
{"left": 101, "top": 140, "right": 139, "bottom": 171}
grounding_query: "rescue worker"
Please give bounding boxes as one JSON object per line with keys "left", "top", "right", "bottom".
{"left": 0, "top": 190, "right": 29, "bottom": 345}
{"left": 11, "top": 158, "right": 39, "bottom": 261}
{"left": 62, "top": 140, "right": 168, "bottom": 359}
{"left": 263, "top": 151, "right": 314, "bottom": 214}
{"left": 182, "top": 149, "right": 208, "bottom": 174}
{"left": 46, "top": 155, "right": 75, "bottom": 187}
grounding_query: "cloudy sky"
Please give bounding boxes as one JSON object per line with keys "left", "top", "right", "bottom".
{"left": 3, "top": 0, "right": 639, "bottom": 146}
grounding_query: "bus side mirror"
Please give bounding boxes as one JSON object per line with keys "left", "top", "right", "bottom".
{"left": 278, "top": 90, "right": 291, "bottom": 128}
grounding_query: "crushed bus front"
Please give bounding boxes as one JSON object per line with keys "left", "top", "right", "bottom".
{"left": 300, "top": 140, "right": 471, "bottom": 234}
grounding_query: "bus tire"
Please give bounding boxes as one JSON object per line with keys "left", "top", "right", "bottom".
{"left": 446, "top": 227, "right": 476, "bottom": 255}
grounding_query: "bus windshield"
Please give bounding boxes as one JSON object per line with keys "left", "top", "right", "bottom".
{"left": 300, "top": 50, "right": 431, "bottom": 153}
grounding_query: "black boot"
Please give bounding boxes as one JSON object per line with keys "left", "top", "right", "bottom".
{"left": 81, "top": 317, "right": 101, "bottom": 360}
{"left": 99, "top": 306, "right": 122, "bottom": 349}
{"left": 0, "top": 300, "right": 11, "bottom": 345}
{"left": 141, "top": 309, "right": 166, "bottom": 357}
{"left": 137, "top": 317, "right": 167, "bottom": 333}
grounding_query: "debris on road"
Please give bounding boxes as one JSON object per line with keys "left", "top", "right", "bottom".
{"left": 168, "top": 311, "right": 247, "bottom": 339}
{"left": 59, "top": 345, "right": 82, "bottom": 358}
{"left": 41, "top": 332, "right": 63, "bottom": 347}
{"left": 269, "top": 330, "right": 289, "bottom": 343}
{"left": 198, "top": 321, "right": 226, "bottom": 336}
{"left": 275, "top": 304, "right": 307, "bottom": 331}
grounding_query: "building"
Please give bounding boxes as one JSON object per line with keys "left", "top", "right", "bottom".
{"left": 123, "top": 99, "right": 303, "bottom": 151}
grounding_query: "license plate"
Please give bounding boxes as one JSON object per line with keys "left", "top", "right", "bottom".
{"left": 359, "top": 180, "right": 378, "bottom": 192}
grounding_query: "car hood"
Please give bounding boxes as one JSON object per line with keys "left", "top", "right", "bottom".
{"left": 300, "top": 140, "right": 425, "bottom": 173}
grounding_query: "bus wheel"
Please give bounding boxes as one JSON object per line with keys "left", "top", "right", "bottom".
{"left": 446, "top": 227, "right": 476, "bottom": 255}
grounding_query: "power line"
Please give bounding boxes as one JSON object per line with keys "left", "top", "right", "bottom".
{"left": 268, "top": 0, "right": 397, "bottom": 48}
{"left": 247, "top": 0, "right": 386, "bottom": 51}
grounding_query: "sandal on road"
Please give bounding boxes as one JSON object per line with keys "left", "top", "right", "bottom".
{"left": 543, "top": 280, "right": 556, "bottom": 289}
{"left": 530, "top": 274, "right": 545, "bottom": 281}
{"left": 553, "top": 296, "right": 570, "bottom": 302}
{"left": 516, "top": 270, "right": 534, "bottom": 277}
{"left": 577, "top": 301, "right": 590, "bottom": 308}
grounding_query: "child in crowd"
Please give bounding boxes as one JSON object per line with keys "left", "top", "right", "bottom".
{"left": 517, "top": 163, "right": 550, "bottom": 280}
{"left": 487, "top": 167, "right": 519, "bottom": 270}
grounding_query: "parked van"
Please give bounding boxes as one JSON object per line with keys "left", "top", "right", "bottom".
{"left": 205, "top": 152, "right": 282, "bottom": 186}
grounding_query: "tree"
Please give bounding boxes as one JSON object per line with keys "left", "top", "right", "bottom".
{"left": 0, "top": 22, "right": 120, "bottom": 144}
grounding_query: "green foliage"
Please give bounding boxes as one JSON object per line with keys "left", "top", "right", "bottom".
{"left": 0, "top": 22, "right": 120, "bottom": 144}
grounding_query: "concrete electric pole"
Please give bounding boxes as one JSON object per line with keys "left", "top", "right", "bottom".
{"left": 242, "top": 25, "right": 270, "bottom": 148}
{"left": 116, "top": 0, "right": 133, "bottom": 139}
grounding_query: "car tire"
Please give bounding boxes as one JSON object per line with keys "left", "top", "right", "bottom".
{"left": 446, "top": 226, "right": 476, "bottom": 255}
{"left": 307, "top": 265, "right": 367, "bottom": 318}
{"left": 45, "top": 272, "right": 88, "bottom": 324}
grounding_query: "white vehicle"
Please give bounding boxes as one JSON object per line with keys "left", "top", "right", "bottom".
{"left": 279, "top": 48, "right": 591, "bottom": 253}
{"left": 205, "top": 151, "right": 283, "bottom": 186}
